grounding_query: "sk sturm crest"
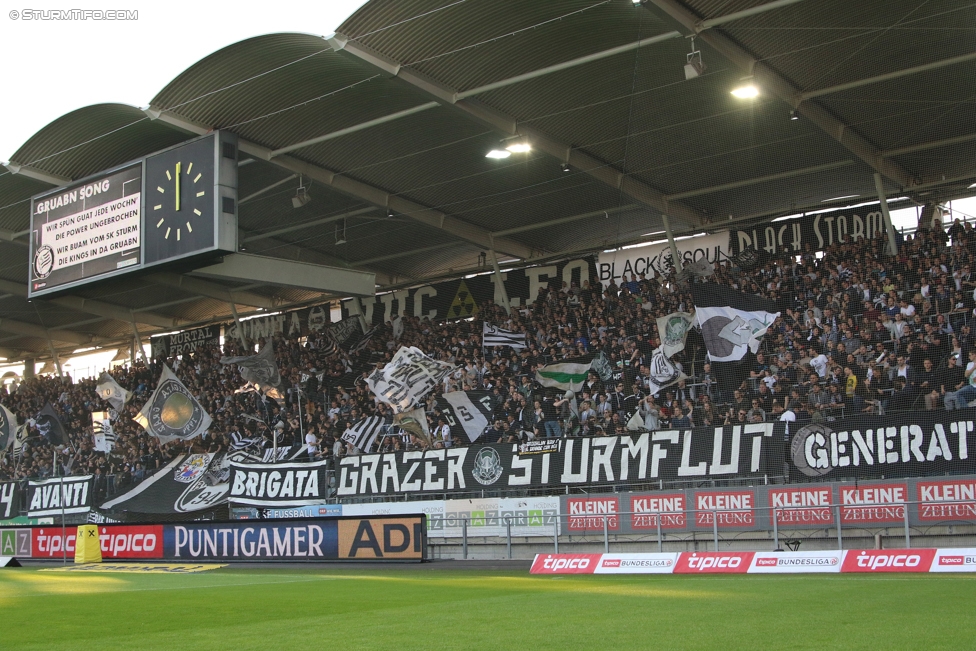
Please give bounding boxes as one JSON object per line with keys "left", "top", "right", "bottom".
{"left": 472, "top": 447, "right": 504, "bottom": 485}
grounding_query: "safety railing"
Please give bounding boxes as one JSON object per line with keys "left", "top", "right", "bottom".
{"left": 424, "top": 500, "right": 976, "bottom": 560}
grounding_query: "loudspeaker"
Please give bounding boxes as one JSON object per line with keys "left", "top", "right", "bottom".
{"left": 0, "top": 557, "right": 22, "bottom": 567}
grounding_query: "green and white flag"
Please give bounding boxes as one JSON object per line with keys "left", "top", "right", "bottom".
{"left": 535, "top": 362, "right": 592, "bottom": 392}
{"left": 134, "top": 365, "right": 212, "bottom": 445}
{"left": 656, "top": 312, "right": 694, "bottom": 359}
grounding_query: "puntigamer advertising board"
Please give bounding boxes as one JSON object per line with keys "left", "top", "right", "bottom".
{"left": 28, "top": 131, "right": 238, "bottom": 297}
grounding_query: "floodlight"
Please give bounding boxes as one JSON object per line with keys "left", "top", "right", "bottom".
{"left": 292, "top": 177, "right": 311, "bottom": 208}
{"left": 486, "top": 150, "right": 511, "bottom": 159}
{"left": 684, "top": 39, "right": 705, "bottom": 80}
{"left": 731, "top": 84, "right": 759, "bottom": 99}
{"left": 506, "top": 142, "right": 531, "bottom": 153}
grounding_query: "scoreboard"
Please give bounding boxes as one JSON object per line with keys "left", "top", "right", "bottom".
{"left": 28, "top": 131, "right": 238, "bottom": 297}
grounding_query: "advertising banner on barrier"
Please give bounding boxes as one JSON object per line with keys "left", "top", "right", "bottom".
{"left": 788, "top": 412, "right": 976, "bottom": 481}
{"left": 0, "top": 528, "right": 32, "bottom": 557}
{"left": 165, "top": 516, "right": 425, "bottom": 561}
{"left": 930, "top": 548, "right": 976, "bottom": 572}
{"left": 916, "top": 479, "right": 976, "bottom": 521}
{"left": 769, "top": 487, "right": 835, "bottom": 526}
{"left": 674, "top": 551, "right": 755, "bottom": 574}
{"left": 595, "top": 553, "right": 679, "bottom": 574}
{"left": 841, "top": 549, "right": 937, "bottom": 573}
{"left": 749, "top": 551, "right": 842, "bottom": 573}
{"left": 336, "top": 425, "right": 784, "bottom": 497}
{"left": 27, "top": 476, "right": 92, "bottom": 517}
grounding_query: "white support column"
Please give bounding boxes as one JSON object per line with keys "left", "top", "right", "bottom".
{"left": 130, "top": 317, "right": 147, "bottom": 363}
{"left": 874, "top": 173, "right": 899, "bottom": 256}
{"left": 489, "top": 249, "right": 511, "bottom": 314}
{"left": 660, "top": 210, "right": 682, "bottom": 276}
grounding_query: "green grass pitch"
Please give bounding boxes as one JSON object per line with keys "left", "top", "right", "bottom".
{"left": 1, "top": 566, "right": 974, "bottom": 650}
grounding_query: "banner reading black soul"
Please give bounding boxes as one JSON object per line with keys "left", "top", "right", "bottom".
{"left": 729, "top": 206, "right": 888, "bottom": 257}
{"left": 343, "top": 257, "right": 597, "bottom": 324}
{"left": 336, "top": 423, "right": 785, "bottom": 497}
{"left": 788, "top": 410, "right": 976, "bottom": 482}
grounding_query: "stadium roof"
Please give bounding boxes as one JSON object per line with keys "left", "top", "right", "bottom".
{"left": 0, "top": 0, "right": 973, "bottom": 363}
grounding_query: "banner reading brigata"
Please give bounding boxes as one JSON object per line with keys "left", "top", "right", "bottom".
{"left": 336, "top": 424, "right": 784, "bottom": 497}
{"left": 788, "top": 411, "right": 975, "bottom": 481}
{"left": 29, "top": 163, "right": 142, "bottom": 296}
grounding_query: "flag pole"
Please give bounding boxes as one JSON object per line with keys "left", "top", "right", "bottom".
{"left": 56, "top": 448, "right": 65, "bottom": 565}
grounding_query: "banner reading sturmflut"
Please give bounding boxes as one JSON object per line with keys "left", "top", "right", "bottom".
{"left": 336, "top": 424, "right": 785, "bottom": 497}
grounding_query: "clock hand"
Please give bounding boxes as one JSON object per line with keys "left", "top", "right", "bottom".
{"left": 175, "top": 161, "right": 181, "bottom": 212}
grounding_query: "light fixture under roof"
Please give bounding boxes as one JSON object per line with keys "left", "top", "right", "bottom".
{"left": 506, "top": 142, "right": 531, "bottom": 153}
{"left": 821, "top": 194, "right": 860, "bottom": 203}
{"left": 486, "top": 149, "right": 511, "bottom": 159}
{"left": 969, "top": 182, "right": 976, "bottom": 189}
{"left": 684, "top": 36, "right": 705, "bottom": 80}
{"left": 731, "top": 84, "right": 759, "bottom": 99}
{"left": 291, "top": 176, "right": 311, "bottom": 209}
{"left": 790, "top": 110, "right": 799, "bottom": 120}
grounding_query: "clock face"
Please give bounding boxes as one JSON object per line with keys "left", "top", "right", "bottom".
{"left": 143, "top": 136, "right": 217, "bottom": 265}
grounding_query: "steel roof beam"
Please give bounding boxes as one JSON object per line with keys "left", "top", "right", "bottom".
{"left": 326, "top": 34, "right": 708, "bottom": 227}
{"left": 664, "top": 160, "right": 856, "bottom": 201}
{"left": 144, "top": 107, "right": 534, "bottom": 260}
{"left": 800, "top": 52, "right": 976, "bottom": 102}
{"left": 3, "top": 162, "right": 71, "bottom": 186}
{"left": 193, "top": 254, "right": 376, "bottom": 297}
{"left": 647, "top": 0, "right": 916, "bottom": 189}
{"left": 270, "top": 102, "right": 440, "bottom": 156}
{"left": 881, "top": 133, "right": 976, "bottom": 158}
{"left": 0, "top": 318, "right": 92, "bottom": 346}
{"left": 146, "top": 272, "right": 278, "bottom": 309}
{"left": 242, "top": 206, "right": 377, "bottom": 243}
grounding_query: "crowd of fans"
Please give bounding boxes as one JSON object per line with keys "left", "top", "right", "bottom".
{"left": 2, "top": 216, "right": 974, "bottom": 489}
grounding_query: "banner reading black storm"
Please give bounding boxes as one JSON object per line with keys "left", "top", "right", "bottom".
{"left": 729, "top": 206, "right": 889, "bottom": 257}
{"left": 343, "top": 257, "right": 597, "bottom": 324}
{"left": 788, "top": 410, "right": 976, "bottom": 482}
{"left": 336, "top": 424, "right": 785, "bottom": 497}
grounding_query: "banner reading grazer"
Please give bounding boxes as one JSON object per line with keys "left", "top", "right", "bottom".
{"left": 729, "top": 205, "right": 887, "bottom": 257}
{"left": 336, "top": 424, "right": 784, "bottom": 497}
{"left": 787, "top": 410, "right": 976, "bottom": 482}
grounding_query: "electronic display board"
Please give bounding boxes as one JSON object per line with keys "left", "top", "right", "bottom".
{"left": 27, "top": 131, "right": 237, "bottom": 298}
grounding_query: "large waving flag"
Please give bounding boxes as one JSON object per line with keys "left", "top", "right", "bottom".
{"left": 656, "top": 312, "right": 693, "bottom": 359}
{"left": 220, "top": 343, "right": 284, "bottom": 400}
{"left": 134, "top": 365, "right": 212, "bottom": 445}
{"left": 0, "top": 404, "right": 17, "bottom": 450}
{"left": 367, "top": 346, "right": 454, "bottom": 414}
{"left": 96, "top": 372, "right": 131, "bottom": 411}
{"left": 690, "top": 283, "right": 780, "bottom": 390}
{"left": 36, "top": 403, "right": 67, "bottom": 447}
{"left": 438, "top": 391, "right": 494, "bottom": 443}
{"left": 535, "top": 361, "right": 592, "bottom": 392}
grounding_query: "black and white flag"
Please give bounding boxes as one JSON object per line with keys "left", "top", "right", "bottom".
{"left": 646, "top": 347, "right": 688, "bottom": 395}
{"left": 134, "top": 365, "right": 212, "bottom": 445}
{"left": 92, "top": 411, "right": 116, "bottom": 453}
{"left": 349, "top": 326, "right": 377, "bottom": 354}
{"left": 221, "top": 344, "right": 284, "bottom": 400}
{"left": 392, "top": 315, "right": 404, "bottom": 340}
{"left": 691, "top": 283, "right": 779, "bottom": 362}
{"left": 341, "top": 416, "right": 386, "bottom": 452}
{"left": 36, "top": 403, "right": 67, "bottom": 447}
{"left": 367, "top": 346, "right": 455, "bottom": 414}
{"left": 690, "top": 283, "right": 780, "bottom": 390}
{"left": 0, "top": 404, "right": 16, "bottom": 450}
{"left": 96, "top": 372, "right": 130, "bottom": 411}
{"left": 437, "top": 391, "right": 494, "bottom": 443}
{"left": 482, "top": 323, "right": 527, "bottom": 349}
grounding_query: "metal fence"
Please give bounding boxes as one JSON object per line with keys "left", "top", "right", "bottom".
{"left": 426, "top": 501, "right": 976, "bottom": 560}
